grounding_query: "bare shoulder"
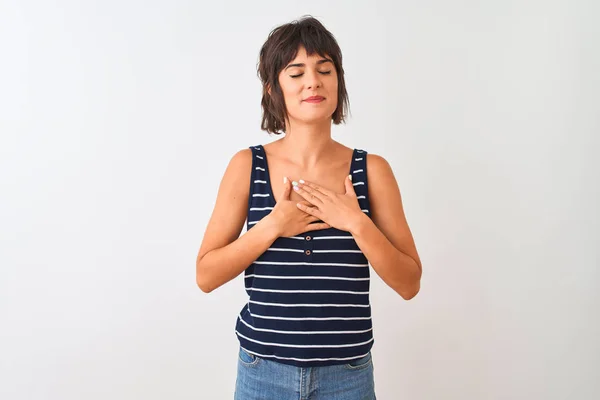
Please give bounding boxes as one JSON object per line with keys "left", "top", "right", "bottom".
{"left": 365, "top": 152, "right": 401, "bottom": 211}
{"left": 366, "top": 152, "right": 390, "bottom": 167}
{"left": 365, "top": 152, "right": 402, "bottom": 212}
{"left": 216, "top": 147, "right": 253, "bottom": 210}
{"left": 216, "top": 147, "right": 253, "bottom": 200}
{"left": 196, "top": 147, "right": 253, "bottom": 263}
{"left": 366, "top": 153, "right": 395, "bottom": 185}
{"left": 365, "top": 152, "right": 402, "bottom": 215}
{"left": 365, "top": 152, "right": 422, "bottom": 269}
{"left": 229, "top": 147, "right": 253, "bottom": 172}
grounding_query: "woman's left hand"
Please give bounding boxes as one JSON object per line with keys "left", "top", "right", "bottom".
{"left": 293, "top": 175, "right": 365, "bottom": 233}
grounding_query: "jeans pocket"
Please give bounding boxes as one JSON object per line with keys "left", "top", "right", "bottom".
{"left": 343, "top": 352, "right": 372, "bottom": 370}
{"left": 238, "top": 347, "right": 260, "bottom": 367}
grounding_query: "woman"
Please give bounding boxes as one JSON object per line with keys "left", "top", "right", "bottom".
{"left": 196, "top": 16, "right": 422, "bottom": 400}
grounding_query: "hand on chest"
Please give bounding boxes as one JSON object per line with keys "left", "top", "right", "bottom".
{"left": 274, "top": 173, "right": 348, "bottom": 203}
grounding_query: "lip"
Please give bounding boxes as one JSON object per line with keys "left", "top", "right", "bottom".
{"left": 304, "top": 96, "right": 325, "bottom": 103}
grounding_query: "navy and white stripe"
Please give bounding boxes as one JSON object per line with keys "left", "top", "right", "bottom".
{"left": 235, "top": 144, "right": 373, "bottom": 367}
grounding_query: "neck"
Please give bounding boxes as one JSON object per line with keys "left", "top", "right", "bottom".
{"left": 277, "top": 118, "right": 336, "bottom": 168}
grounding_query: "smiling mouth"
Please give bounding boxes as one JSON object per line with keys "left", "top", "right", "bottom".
{"left": 304, "top": 97, "right": 325, "bottom": 102}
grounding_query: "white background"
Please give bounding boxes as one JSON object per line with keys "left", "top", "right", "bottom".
{"left": 1, "top": 1, "right": 599, "bottom": 399}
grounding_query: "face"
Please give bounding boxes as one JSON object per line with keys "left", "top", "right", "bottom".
{"left": 276, "top": 45, "right": 338, "bottom": 126}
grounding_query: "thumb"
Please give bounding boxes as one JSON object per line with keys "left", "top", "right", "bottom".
{"left": 344, "top": 174, "right": 356, "bottom": 196}
{"left": 281, "top": 176, "right": 292, "bottom": 200}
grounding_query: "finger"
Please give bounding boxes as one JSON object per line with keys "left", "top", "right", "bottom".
{"left": 306, "top": 222, "right": 331, "bottom": 231}
{"left": 298, "top": 180, "right": 334, "bottom": 197}
{"left": 305, "top": 216, "right": 323, "bottom": 225}
{"left": 297, "top": 182, "right": 329, "bottom": 203}
{"left": 306, "top": 215, "right": 322, "bottom": 223}
{"left": 344, "top": 174, "right": 356, "bottom": 196}
{"left": 296, "top": 202, "right": 323, "bottom": 218}
{"left": 281, "top": 176, "right": 291, "bottom": 200}
{"left": 293, "top": 183, "right": 324, "bottom": 204}
{"left": 297, "top": 200, "right": 313, "bottom": 212}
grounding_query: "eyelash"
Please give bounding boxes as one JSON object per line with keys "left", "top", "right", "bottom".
{"left": 290, "top": 71, "right": 332, "bottom": 78}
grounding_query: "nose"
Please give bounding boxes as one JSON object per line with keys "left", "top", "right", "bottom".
{"left": 305, "top": 68, "right": 322, "bottom": 90}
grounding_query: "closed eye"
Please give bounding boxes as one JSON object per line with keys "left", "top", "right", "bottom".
{"left": 290, "top": 71, "right": 332, "bottom": 78}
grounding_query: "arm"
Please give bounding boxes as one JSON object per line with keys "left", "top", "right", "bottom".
{"left": 348, "top": 154, "right": 422, "bottom": 300}
{"left": 195, "top": 149, "right": 280, "bottom": 293}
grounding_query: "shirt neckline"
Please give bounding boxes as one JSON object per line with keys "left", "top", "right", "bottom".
{"left": 260, "top": 144, "right": 357, "bottom": 207}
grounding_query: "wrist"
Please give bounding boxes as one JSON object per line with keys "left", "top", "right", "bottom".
{"left": 348, "top": 211, "right": 371, "bottom": 237}
{"left": 259, "top": 214, "right": 283, "bottom": 238}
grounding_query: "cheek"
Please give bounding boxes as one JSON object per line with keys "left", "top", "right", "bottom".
{"left": 279, "top": 79, "right": 299, "bottom": 97}
{"left": 283, "top": 86, "right": 304, "bottom": 106}
{"left": 330, "top": 76, "right": 339, "bottom": 92}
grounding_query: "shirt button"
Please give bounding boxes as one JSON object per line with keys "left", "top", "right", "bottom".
{"left": 305, "top": 250, "right": 311, "bottom": 255}
{"left": 305, "top": 236, "right": 312, "bottom": 241}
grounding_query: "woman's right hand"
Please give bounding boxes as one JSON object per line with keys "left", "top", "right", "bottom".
{"left": 268, "top": 176, "right": 331, "bottom": 237}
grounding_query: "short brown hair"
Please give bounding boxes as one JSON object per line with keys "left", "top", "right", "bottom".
{"left": 257, "top": 15, "right": 350, "bottom": 135}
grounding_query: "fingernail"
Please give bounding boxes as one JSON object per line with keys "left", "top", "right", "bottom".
{"left": 349, "top": 174, "right": 352, "bottom": 181}
{"left": 283, "top": 176, "right": 287, "bottom": 184}
{"left": 299, "top": 179, "right": 305, "bottom": 184}
{"left": 293, "top": 186, "right": 299, "bottom": 191}
{"left": 292, "top": 181, "right": 298, "bottom": 187}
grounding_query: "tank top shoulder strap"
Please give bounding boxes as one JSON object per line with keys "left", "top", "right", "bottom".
{"left": 249, "top": 144, "right": 268, "bottom": 175}
{"left": 247, "top": 144, "right": 273, "bottom": 218}
{"left": 350, "top": 148, "right": 372, "bottom": 218}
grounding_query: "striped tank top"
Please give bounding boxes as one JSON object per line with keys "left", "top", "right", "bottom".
{"left": 235, "top": 144, "right": 374, "bottom": 367}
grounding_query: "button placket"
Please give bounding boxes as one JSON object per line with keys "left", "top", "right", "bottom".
{"left": 304, "top": 235, "right": 314, "bottom": 261}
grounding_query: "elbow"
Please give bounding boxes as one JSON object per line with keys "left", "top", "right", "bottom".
{"left": 196, "top": 277, "right": 214, "bottom": 294}
{"left": 196, "top": 260, "right": 214, "bottom": 293}
{"left": 397, "top": 265, "right": 421, "bottom": 300}
{"left": 399, "top": 285, "right": 420, "bottom": 300}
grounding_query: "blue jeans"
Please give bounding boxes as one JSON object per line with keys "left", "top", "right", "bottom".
{"left": 234, "top": 347, "right": 376, "bottom": 399}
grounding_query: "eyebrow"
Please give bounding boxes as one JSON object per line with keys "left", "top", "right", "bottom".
{"left": 284, "top": 58, "right": 333, "bottom": 70}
